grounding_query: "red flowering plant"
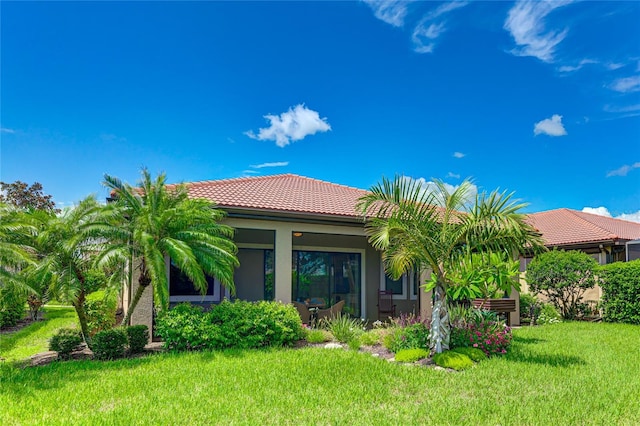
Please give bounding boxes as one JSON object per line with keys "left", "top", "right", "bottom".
{"left": 450, "top": 306, "right": 512, "bottom": 356}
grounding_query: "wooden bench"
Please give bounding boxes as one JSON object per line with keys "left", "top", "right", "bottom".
{"left": 472, "top": 298, "right": 516, "bottom": 326}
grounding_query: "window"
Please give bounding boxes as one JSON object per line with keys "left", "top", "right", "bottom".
{"left": 169, "top": 260, "right": 228, "bottom": 302}
{"left": 380, "top": 260, "right": 407, "bottom": 298}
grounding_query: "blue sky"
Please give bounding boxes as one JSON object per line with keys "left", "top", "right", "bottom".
{"left": 1, "top": 1, "right": 639, "bottom": 220}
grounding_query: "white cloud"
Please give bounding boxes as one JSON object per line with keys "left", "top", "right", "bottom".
{"left": 582, "top": 206, "right": 640, "bottom": 223}
{"left": 606, "top": 62, "right": 624, "bottom": 71}
{"left": 617, "top": 211, "right": 640, "bottom": 223}
{"left": 362, "top": 0, "right": 413, "bottom": 27}
{"left": 610, "top": 76, "right": 640, "bottom": 93}
{"left": 446, "top": 172, "right": 460, "bottom": 179}
{"left": 249, "top": 162, "right": 289, "bottom": 169}
{"left": 405, "top": 176, "right": 478, "bottom": 206}
{"left": 1, "top": 127, "right": 15, "bottom": 134}
{"left": 453, "top": 151, "right": 465, "bottom": 158}
{"left": 245, "top": 104, "right": 331, "bottom": 148}
{"left": 411, "top": 2, "right": 468, "bottom": 54}
{"left": 558, "top": 59, "right": 598, "bottom": 73}
{"left": 242, "top": 170, "right": 259, "bottom": 174}
{"left": 582, "top": 206, "right": 612, "bottom": 217}
{"left": 504, "top": 0, "right": 574, "bottom": 63}
{"left": 534, "top": 114, "right": 567, "bottom": 136}
{"left": 606, "top": 162, "right": 640, "bottom": 177}
{"left": 604, "top": 104, "right": 640, "bottom": 114}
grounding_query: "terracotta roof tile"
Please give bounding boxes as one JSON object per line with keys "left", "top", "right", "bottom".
{"left": 528, "top": 208, "right": 640, "bottom": 246}
{"left": 178, "top": 174, "right": 369, "bottom": 218}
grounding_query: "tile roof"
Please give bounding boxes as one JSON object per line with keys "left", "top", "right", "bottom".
{"left": 180, "top": 174, "right": 369, "bottom": 219}
{"left": 528, "top": 208, "right": 640, "bottom": 246}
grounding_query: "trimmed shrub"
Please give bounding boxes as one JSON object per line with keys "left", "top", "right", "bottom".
{"left": 127, "top": 325, "right": 149, "bottom": 354}
{"left": 451, "top": 346, "right": 488, "bottom": 362}
{"left": 433, "top": 351, "right": 474, "bottom": 371}
{"left": 306, "top": 329, "right": 333, "bottom": 343}
{"left": 49, "top": 328, "right": 83, "bottom": 359}
{"left": 85, "top": 299, "right": 116, "bottom": 336}
{"left": 395, "top": 348, "right": 428, "bottom": 363}
{"left": 599, "top": 260, "right": 640, "bottom": 325}
{"left": 155, "top": 303, "right": 215, "bottom": 351}
{"left": 156, "top": 301, "right": 305, "bottom": 351}
{"left": 92, "top": 328, "right": 128, "bottom": 360}
{"left": 209, "top": 300, "right": 305, "bottom": 349}
{"left": 526, "top": 250, "right": 597, "bottom": 319}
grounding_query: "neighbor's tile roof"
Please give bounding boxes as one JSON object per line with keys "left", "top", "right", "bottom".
{"left": 528, "top": 208, "right": 640, "bottom": 246}
{"left": 183, "top": 174, "right": 369, "bottom": 218}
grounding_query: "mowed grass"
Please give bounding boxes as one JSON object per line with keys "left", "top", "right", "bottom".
{"left": 0, "top": 305, "right": 77, "bottom": 362}
{"left": 1, "top": 322, "right": 639, "bottom": 425}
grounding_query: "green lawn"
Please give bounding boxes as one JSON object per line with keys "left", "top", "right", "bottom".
{"left": 1, "top": 322, "right": 639, "bottom": 425}
{"left": 0, "top": 305, "right": 77, "bottom": 362}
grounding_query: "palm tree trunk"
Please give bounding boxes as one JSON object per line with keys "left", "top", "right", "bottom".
{"left": 120, "top": 279, "right": 148, "bottom": 326}
{"left": 73, "top": 294, "right": 92, "bottom": 348}
{"left": 429, "top": 282, "right": 450, "bottom": 354}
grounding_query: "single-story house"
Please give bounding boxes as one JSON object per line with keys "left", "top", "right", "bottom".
{"left": 125, "top": 174, "right": 435, "bottom": 333}
{"left": 521, "top": 208, "right": 640, "bottom": 301}
{"left": 124, "top": 174, "right": 640, "bottom": 331}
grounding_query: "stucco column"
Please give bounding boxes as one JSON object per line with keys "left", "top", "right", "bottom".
{"left": 274, "top": 227, "right": 292, "bottom": 303}
{"left": 510, "top": 287, "right": 520, "bottom": 326}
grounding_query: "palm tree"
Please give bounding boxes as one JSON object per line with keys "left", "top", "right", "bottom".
{"left": 102, "top": 169, "right": 239, "bottom": 326}
{"left": 0, "top": 203, "right": 37, "bottom": 290}
{"left": 356, "top": 176, "right": 544, "bottom": 353}
{"left": 35, "top": 196, "right": 113, "bottom": 343}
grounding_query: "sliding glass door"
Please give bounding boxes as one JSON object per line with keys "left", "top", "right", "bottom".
{"left": 292, "top": 251, "right": 361, "bottom": 317}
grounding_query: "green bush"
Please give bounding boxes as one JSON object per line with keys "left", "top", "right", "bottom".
{"left": 537, "top": 303, "right": 562, "bottom": 325}
{"left": 306, "top": 329, "right": 333, "bottom": 343}
{"left": 433, "top": 351, "right": 474, "bottom": 371}
{"left": 127, "top": 325, "right": 149, "bottom": 354}
{"left": 320, "top": 314, "right": 365, "bottom": 343}
{"left": 209, "top": 300, "right": 305, "bottom": 349}
{"left": 519, "top": 293, "right": 539, "bottom": 321}
{"left": 359, "top": 329, "right": 383, "bottom": 346}
{"left": 526, "top": 250, "right": 597, "bottom": 319}
{"left": 85, "top": 299, "right": 116, "bottom": 336}
{"left": 92, "top": 328, "right": 128, "bottom": 360}
{"left": 384, "top": 314, "right": 430, "bottom": 353}
{"left": 599, "top": 260, "right": 640, "bottom": 325}
{"left": 156, "top": 303, "right": 216, "bottom": 351}
{"left": 49, "top": 328, "right": 83, "bottom": 359}
{"left": 395, "top": 348, "right": 428, "bottom": 363}
{"left": 0, "top": 303, "right": 25, "bottom": 329}
{"left": 451, "top": 347, "right": 487, "bottom": 362}
{"left": 156, "top": 301, "right": 305, "bottom": 351}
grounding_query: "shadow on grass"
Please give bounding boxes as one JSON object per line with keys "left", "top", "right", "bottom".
{"left": 0, "top": 307, "right": 74, "bottom": 355}
{"left": 507, "top": 346, "right": 585, "bottom": 367}
{"left": 0, "top": 351, "right": 162, "bottom": 395}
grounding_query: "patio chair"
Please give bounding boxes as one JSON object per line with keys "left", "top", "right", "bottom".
{"left": 377, "top": 290, "right": 396, "bottom": 320}
{"left": 292, "top": 301, "right": 312, "bottom": 325}
{"left": 315, "top": 300, "right": 345, "bottom": 322}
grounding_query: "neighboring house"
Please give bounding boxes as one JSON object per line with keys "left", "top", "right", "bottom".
{"left": 521, "top": 208, "right": 640, "bottom": 301}
{"left": 127, "top": 174, "right": 431, "bottom": 332}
